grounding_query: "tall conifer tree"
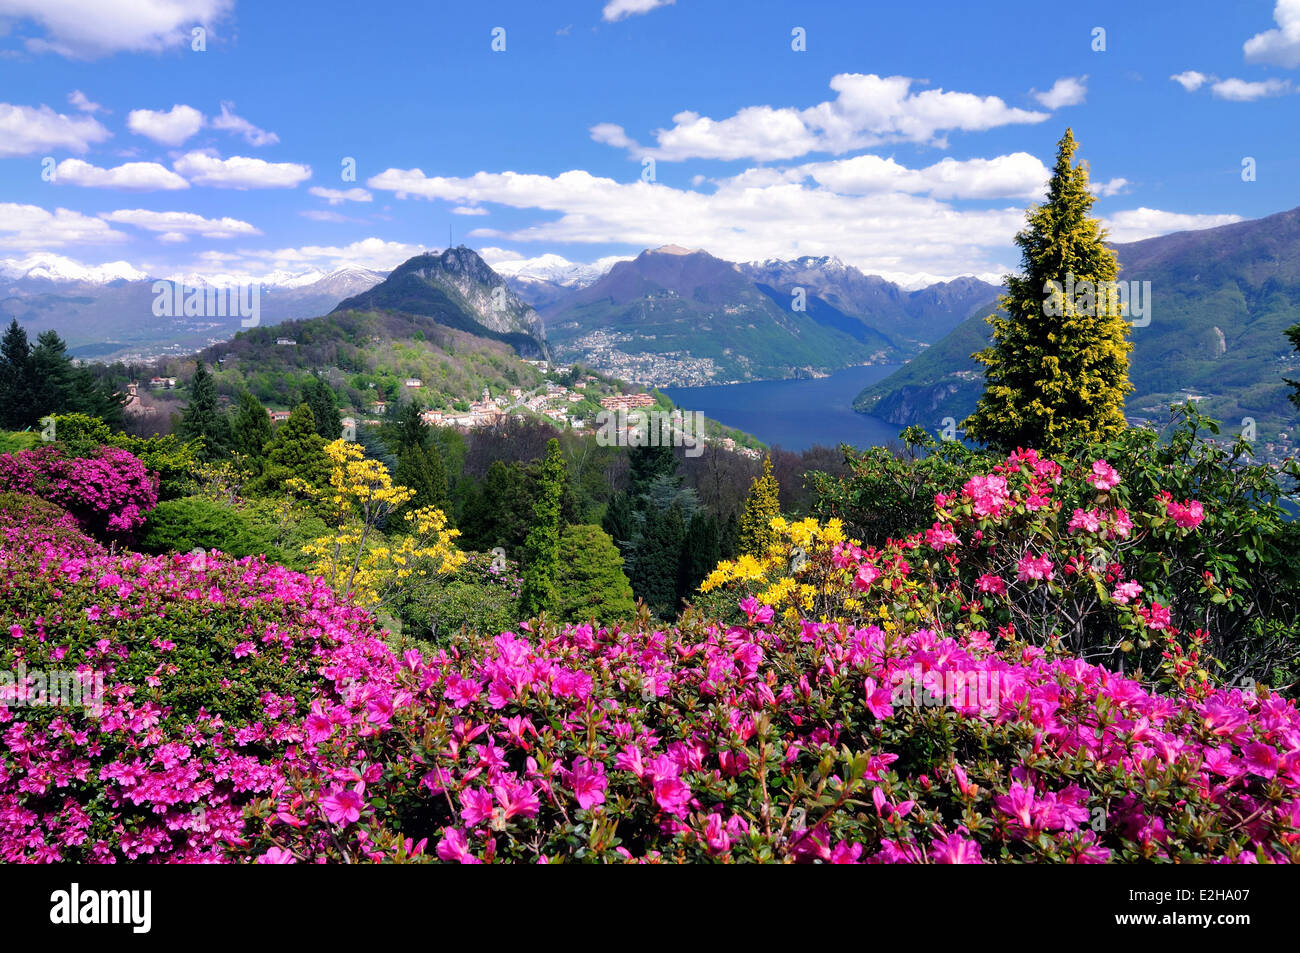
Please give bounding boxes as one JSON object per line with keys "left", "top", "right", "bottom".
{"left": 963, "top": 129, "right": 1133, "bottom": 453}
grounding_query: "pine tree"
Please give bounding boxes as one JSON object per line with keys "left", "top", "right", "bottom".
{"left": 519, "top": 438, "right": 567, "bottom": 616}
{"left": 0, "top": 319, "right": 35, "bottom": 429}
{"left": 554, "top": 524, "right": 637, "bottom": 623}
{"left": 30, "top": 331, "right": 78, "bottom": 419}
{"left": 738, "top": 456, "right": 781, "bottom": 557}
{"left": 301, "top": 375, "right": 342, "bottom": 440}
{"left": 963, "top": 129, "right": 1133, "bottom": 454}
{"left": 628, "top": 441, "right": 678, "bottom": 497}
{"left": 178, "top": 360, "right": 230, "bottom": 460}
{"left": 230, "top": 390, "right": 274, "bottom": 465}
{"left": 247, "top": 403, "right": 330, "bottom": 495}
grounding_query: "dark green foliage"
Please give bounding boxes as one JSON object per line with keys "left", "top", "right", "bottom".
{"left": 139, "top": 497, "right": 277, "bottom": 559}
{"left": 679, "top": 510, "right": 720, "bottom": 602}
{"left": 230, "top": 390, "right": 274, "bottom": 464}
{"left": 246, "top": 403, "right": 329, "bottom": 496}
{"left": 458, "top": 459, "right": 534, "bottom": 553}
{"left": 300, "top": 375, "right": 342, "bottom": 440}
{"left": 519, "top": 439, "right": 567, "bottom": 616}
{"left": 0, "top": 320, "right": 35, "bottom": 430}
{"left": 633, "top": 502, "right": 686, "bottom": 617}
{"left": 554, "top": 523, "right": 636, "bottom": 623}
{"left": 177, "top": 360, "right": 230, "bottom": 460}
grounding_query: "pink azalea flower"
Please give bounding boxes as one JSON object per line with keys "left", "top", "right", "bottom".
{"left": 320, "top": 787, "right": 364, "bottom": 826}
{"left": 436, "top": 827, "right": 480, "bottom": 864}
{"left": 568, "top": 758, "right": 608, "bottom": 811}
{"left": 1089, "top": 460, "right": 1121, "bottom": 490}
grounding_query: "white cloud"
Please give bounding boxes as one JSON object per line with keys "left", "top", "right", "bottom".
{"left": 300, "top": 210, "right": 356, "bottom": 223}
{"left": 602, "top": 0, "right": 675, "bottom": 23}
{"left": 1032, "top": 76, "right": 1087, "bottom": 109}
{"left": 100, "top": 208, "right": 261, "bottom": 238}
{"left": 67, "top": 89, "right": 102, "bottom": 113}
{"left": 221, "top": 237, "right": 424, "bottom": 273}
{"left": 1209, "top": 77, "right": 1293, "bottom": 100}
{"left": 0, "top": 102, "right": 110, "bottom": 156}
{"left": 366, "top": 165, "right": 1030, "bottom": 281}
{"left": 173, "top": 151, "right": 311, "bottom": 188}
{"left": 127, "top": 104, "right": 204, "bottom": 145}
{"left": 452, "top": 205, "right": 489, "bottom": 215}
{"left": 210, "top": 101, "right": 279, "bottom": 147}
{"left": 1091, "top": 177, "right": 1131, "bottom": 198}
{"left": 1170, "top": 70, "right": 1212, "bottom": 92}
{"left": 594, "top": 73, "right": 1050, "bottom": 161}
{"left": 1102, "top": 208, "right": 1243, "bottom": 243}
{"left": 1244, "top": 0, "right": 1300, "bottom": 68}
{"left": 0, "top": 0, "right": 234, "bottom": 58}
{"left": 53, "top": 157, "right": 189, "bottom": 190}
{"left": 0, "top": 202, "right": 127, "bottom": 250}
{"left": 308, "top": 186, "right": 372, "bottom": 204}
{"left": 790, "top": 152, "right": 1051, "bottom": 200}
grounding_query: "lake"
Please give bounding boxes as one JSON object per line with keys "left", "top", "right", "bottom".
{"left": 663, "top": 364, "right": 908, "bottom": 452}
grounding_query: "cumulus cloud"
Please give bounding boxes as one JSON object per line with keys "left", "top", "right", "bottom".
{"left": 173, "top": 151, "right": 311, "bottom": 188}
{"left": 127, "top": 104, "right": 204, "bottom": 145}
{"left": 592, "top": 72, "right": 1050, "bottom": 161}
{"left": 602, "top": 0, "right": 675, "bottom": 23}
{"left": 53, "top": 157, "right": 189, "bottom": 190}
{"left": 67, "top": 90, "right": 102, "bottom": 113}
{"left": 1244, "top": 0, "right": 1300, "bottom": 68}
{"left": 789, "top": 152, "right": 1051, "bottom": 200}
{"left": 452, "top": 205, "right": 489, "bottom": 215}
{"left": 100, "top": 208, "right": 261, "bottom": 238}
{"left": 0, "top": 202, "right": 127, "bottom": 250}
{"left": 308, "top": 186, "right": 372, "bottom": 204}
{"left": 0, "top": 0, "right": 234, "bottom": 58}
{"left": 1101, "top": 208, "right": 1243, "bottom": 243}
{"left": 0, "top": 102, "right": 110, "bottom": 156}
{"left": 1031, "top": 76, "right": 1087, "bottom": 109}
{"left": 1170, "top": 70, "right": 1213, "bottom": 92}
{"left": 1091, "top": 177, "right": 1131, "bottom": 198}
{"left": 210, "top": 101, "right": 279, "bottom": 147}
{"left": 1209, "top": 77, "right": 1293, "bottom": 100}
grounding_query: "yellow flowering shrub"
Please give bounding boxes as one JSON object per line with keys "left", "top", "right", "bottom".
{"left": 299, "top": 440, "right": 464, "bottom": 608}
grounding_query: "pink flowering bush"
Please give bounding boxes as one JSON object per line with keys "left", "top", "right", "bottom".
{"left": 0, "top": 445, "right": 158, "bottom": 538}
{"left": 0, "top": 539, "right": 380, "bottom": 862}
{"left": 3, "top": 437, "right": 1298, "bottom": 864}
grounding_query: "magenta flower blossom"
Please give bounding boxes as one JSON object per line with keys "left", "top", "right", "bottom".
{"left": 568, "top": 758, "right": 608, "bottom": 811}
{"left": 320, "top": 787, "right": 365, "bottom": 827}
{"left": 1089, "top": 460, "right": 1121, "bottom": 490}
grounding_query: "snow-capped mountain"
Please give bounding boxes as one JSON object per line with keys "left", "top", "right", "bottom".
{"left": 0, "top": 257, "right": 388, "bottom": 361}
{"left": 0, "top": 254, "right": 149, "bottom": 285}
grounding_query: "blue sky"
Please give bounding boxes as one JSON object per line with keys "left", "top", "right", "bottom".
{"left": 2, "top": 0, "right": 1298, "bottom": 286}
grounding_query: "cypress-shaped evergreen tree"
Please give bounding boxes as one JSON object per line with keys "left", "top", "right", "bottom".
{"left": 679, "top": 510, "right": 720, "bottom": 601}
{"left": 230, "top": 390, "right": 274, "bottom": 465}
{"left": 737, "top": 456, "right": 781, "bottom": 557}
{"left": 519, "top": 438, "right": 567, "bottom": 616}
{"left": 177, "top": 359, "right": 230, "bottom": 460}
{"left": 963, "top": 129, "right": 1133, "bottom": 454}
{"left": 301, "top": 375, "right": 342, "bottom": 440}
